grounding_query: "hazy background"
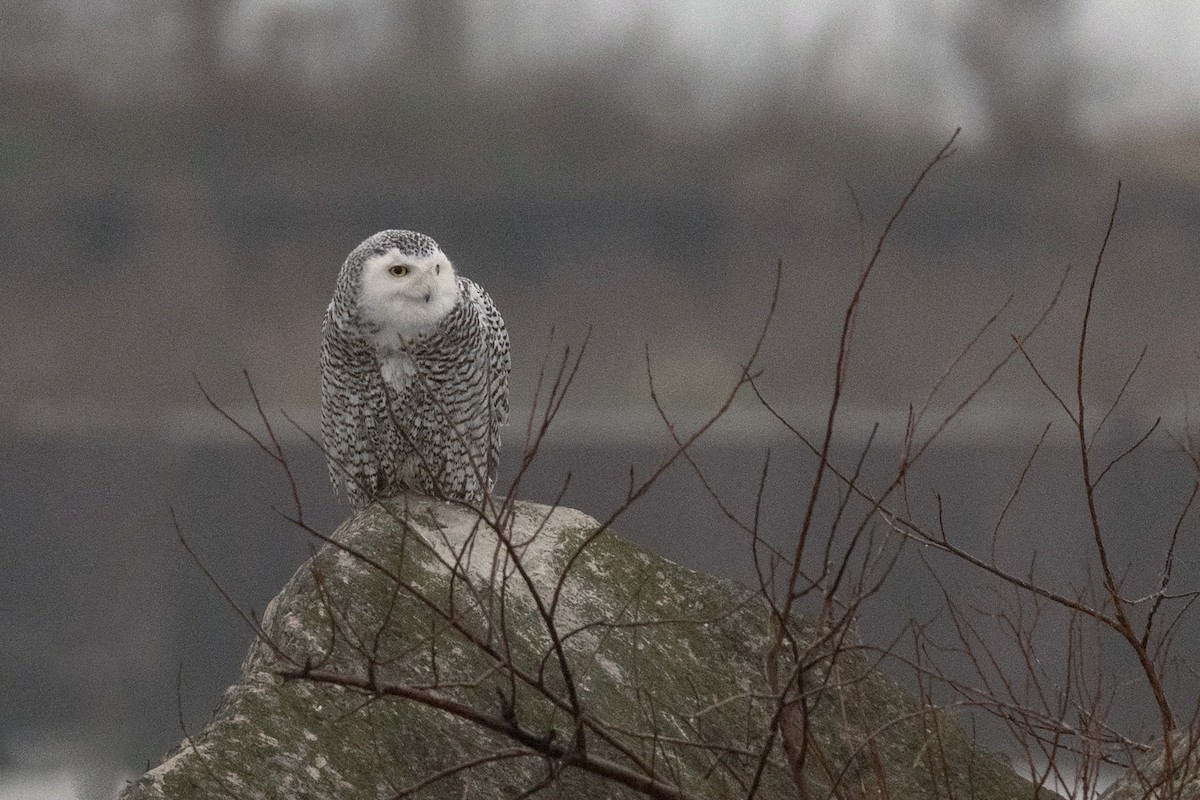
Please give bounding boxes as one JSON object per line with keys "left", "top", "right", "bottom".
{"left": 5, "top": 1, "right": 1200, "bottom": 797}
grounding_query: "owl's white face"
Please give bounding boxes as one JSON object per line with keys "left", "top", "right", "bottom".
{"left": 357, "top": 246, "right": 459, "bottom": 344}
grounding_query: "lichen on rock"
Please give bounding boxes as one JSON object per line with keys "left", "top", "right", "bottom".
{"left": 121, "top": 494, "right": 1041, "bottom": 799}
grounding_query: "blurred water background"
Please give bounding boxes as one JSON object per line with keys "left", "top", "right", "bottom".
{"left": 6, "top": 1, "right": 1200, "bottom": 797}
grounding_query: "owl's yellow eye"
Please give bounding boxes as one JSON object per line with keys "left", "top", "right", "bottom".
{"left": 389, "top": 264, "right": 408, "bottom": 277}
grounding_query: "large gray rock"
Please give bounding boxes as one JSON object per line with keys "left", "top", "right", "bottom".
{"left": 121, "top": 495, "right": 1041, "bottom": 799}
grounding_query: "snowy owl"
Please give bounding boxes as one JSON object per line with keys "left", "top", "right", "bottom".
{"left": 321, "top": 229, "right": 510, "bottom": 508}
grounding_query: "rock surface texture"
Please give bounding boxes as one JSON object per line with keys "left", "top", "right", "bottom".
{"left": 1101, "top": 734, "right": 1200, "bottom": 799}
{"left": 121, "top": 495, "right": 1041, "bottom": 799}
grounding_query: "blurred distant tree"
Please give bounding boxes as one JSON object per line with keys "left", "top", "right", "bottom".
{"left": 951, "top": 0, "right": 1082, "bottom": 157}
{"left": 174, "top": 0, "right": 236, "bottom": 174}
{"left": 179, "top": 0, "right": 230, "bottom": 96}
{"left": 0, "top": 0, "right": 44, "bottom": 88}
{"left": 400, "top": 0, "right": 470, "bottom": 87}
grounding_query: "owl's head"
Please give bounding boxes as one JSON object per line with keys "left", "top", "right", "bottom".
{"left": 348, "top": 229, "right": 460, "bottom": 342}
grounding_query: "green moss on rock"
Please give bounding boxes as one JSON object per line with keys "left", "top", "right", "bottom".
{"left": 121, "top": 495, "right": 1042, "bottom": 799}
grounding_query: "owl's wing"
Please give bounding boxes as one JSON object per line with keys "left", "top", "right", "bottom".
{"left": 464, "top": 278, "right": 511, "bottom": 428}
{"left": 460, "top": 278, "right": 511, "bottom": 494}
{"left": 321, "top": 311, "right": 400, "bottom": 508}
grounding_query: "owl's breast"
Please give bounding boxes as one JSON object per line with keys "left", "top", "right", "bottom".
{"left": 378, "top": 352, "right": 415, "bottom": 394}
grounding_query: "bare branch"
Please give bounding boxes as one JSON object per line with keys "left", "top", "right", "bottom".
{"left": 279, "top": 668, "right": 699, "bottom": 800}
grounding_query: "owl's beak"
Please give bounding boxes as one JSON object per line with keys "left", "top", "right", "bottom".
{"left": 423, "top": 290, "right": 432, "bottom": 303}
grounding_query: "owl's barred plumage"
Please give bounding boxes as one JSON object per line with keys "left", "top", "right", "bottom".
{"left": 321, "top": 230, "right": 510, "bottom": 508}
